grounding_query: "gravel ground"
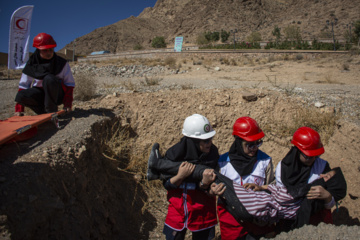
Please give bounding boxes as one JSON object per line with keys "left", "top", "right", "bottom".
{"left": 267, "top": 222, "right": 360, "bottom": 240}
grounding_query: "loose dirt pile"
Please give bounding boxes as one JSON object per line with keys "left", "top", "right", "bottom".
{"left": 0, "top": 52, "right": 359, "bottom": 239}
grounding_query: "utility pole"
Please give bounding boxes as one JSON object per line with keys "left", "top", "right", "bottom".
{"left": 346, "top": 23, "right": 353, "bottom": 43}
{"left": 231, "top": 29, "right": 238, "bottom": 50}
{"left": 326, "top": 18, "right": 338, "bottom": 51}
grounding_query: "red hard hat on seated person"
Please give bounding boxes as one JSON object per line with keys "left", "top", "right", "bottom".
{"left": 291, "top": 126, "right": 325, "bottom": 157}
{"left": 33, "top": 33, "right": 57, "bottom": 50}
{"left": 232, "top": 117, "right": 265, "bottom": 142}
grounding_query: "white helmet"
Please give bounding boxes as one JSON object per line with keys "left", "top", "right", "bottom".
{"left": 182, "top": 114, "right": 216, "bottom": 140}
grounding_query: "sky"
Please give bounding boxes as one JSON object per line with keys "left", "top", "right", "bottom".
{"left": 0, "top": 0, "right": 158, "bottom": 53}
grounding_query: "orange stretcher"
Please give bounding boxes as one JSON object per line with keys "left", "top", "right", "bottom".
{"left": 0, "top": 110, "right": 65, "bottom": 145}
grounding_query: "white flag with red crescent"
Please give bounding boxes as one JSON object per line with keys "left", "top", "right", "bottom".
{"left": 8, "top": 5, "right": 34, "bottom": 69}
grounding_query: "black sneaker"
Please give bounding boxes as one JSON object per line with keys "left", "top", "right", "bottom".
{"left": 147, "top": 143, "right": 160, "bottom": 181}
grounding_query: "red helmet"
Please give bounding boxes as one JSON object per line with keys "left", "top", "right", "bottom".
{"left": 291, "top": 127, "right": 324, "bottom": 157}
{"left": 232, "top": 117, "right": 264, "bottom": 141}
{"left": 33, "top": 33, "right": 57, "bottom": 50}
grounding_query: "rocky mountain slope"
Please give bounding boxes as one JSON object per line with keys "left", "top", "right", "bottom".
{"left": 62, "top": 0, "right": 360, "bottom": 55}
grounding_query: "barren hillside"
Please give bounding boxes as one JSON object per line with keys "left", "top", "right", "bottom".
{"left": 62, "top": 0, "right": 360, "bottom": 55}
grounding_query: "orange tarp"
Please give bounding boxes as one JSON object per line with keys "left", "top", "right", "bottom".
{"left": 0, "top": 110, "right": 65, "bottom": 145}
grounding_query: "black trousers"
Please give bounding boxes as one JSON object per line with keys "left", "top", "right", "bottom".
{"left": 15, "top": 74, "right": 64, "bottom": 114}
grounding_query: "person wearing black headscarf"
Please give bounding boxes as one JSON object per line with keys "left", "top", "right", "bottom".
{"left": 217, "top": 117, "right": 275, "bottom": 240}
{"left": 149, "top": 114, "right": 219, "bottom": 240}
{"left": 14, "top": 33, "right": 75, "bottom": 116}
{"left": 207, "top": 167, "right": 346, "bottom": 229}
{"left": 289, "top": 167, "right": 347, "bottom": 229}
{"left": 275, "top": 127, "right": 335, "bottom": 232}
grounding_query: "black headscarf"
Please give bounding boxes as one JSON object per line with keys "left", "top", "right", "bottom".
{"left": 280, "top": 147, "right": 313, "bottom": 190}
{"left": 22, "top": 49, "right": 67, "bottom": 80}
{"left": 165, "top": 136, "right": 219, "bottom": 169}
{"left": 229, "top": 137, "right": 258, "bottom": 176}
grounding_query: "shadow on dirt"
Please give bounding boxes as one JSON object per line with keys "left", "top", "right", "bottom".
{"left": 333, "top": 206, "right": 360, "bottom": 226}
{"left": 0, "top": 111, "right": 158, "bottom": 239}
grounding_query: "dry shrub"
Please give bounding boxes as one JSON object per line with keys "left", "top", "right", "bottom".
{"left": 245, "top": 57, "right": 255, "bottom": 66}
{"left": 122, "top": 80, "right": 137, "bottom": 91}
{"left": 203, "top": 59, "right": 213, "bottom": 67}
{"left": 295, "top": 54, "right": 304, "bottom": 61}
{"left": 323, "top": 73, "right": 338, "bottom": 84}
{"left": 0, "top": 68, "right": 22, "bottom": 80}
{"left": 220, "top": 58, "right": 230, "bottom": 65}
{"left": 101, "top": 119, "right": 143, "bottom": 173}
{"left": 164, "top": 57, "right": 176, "bottom": 69}
{"left": 231, "top": 59, "right": 238, "bottom": 66}
{"left": 293, "top": 108, "right": 338, "bottom": 144}
{"left": 144, "top": 76, "right": 161, "bottom": 86}
{"left": 263, "top": 107, "right": 338, "bottom": 145}
{"left": 102, "top": 121, "right": 131, "bottom": 160}
{"left": 268, "top": 55, "right": 276, "bottom": 63}
{"left": 73, "top": 73, "right": 97, "bottom": 101}
{"left": 101, "top": 118, "right": 149, "bottom": 178}
{"left": 181, "top": 84, "right": 193, "bottom": 90}
{"left": 342, "top": 63, "right": 350, "bottom": 71}
{"left": 349, "top": 47, "right": 360, "bottom": 56}
{"left": 193, "top": 60, "right": 203, "bottom": 65}
{"left": 146, "top": 58, "right": 163, "bottom": 67}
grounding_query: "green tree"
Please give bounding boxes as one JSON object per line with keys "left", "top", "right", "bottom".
{"left": 246, "top": 32, "right": 262, "bottom": 43}
{"left": 133, "top": 43, "right": 144, "bottom": 50}
{"left": 354, "top": 20, "right": 360, "bottom": 46}
{"left": 284, "top": 25, "right": 302, "bottom": 42}
{"left": 204, "top": 31, "right": 220, "bottom": 42}
{"left": 272, "top": 25, "right": 281, "bottom": 45}
{"left": 211, "top": 32, "right": 220, "bottom": 42}
{"left": 151, "top": 36, "right": 167, "bottom": 48}
{"left": 221, "top": 29, "right": 230, "bottom": 42}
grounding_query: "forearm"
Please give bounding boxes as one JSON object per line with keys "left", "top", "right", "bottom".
{"left": 170, "top": 175, "right": 185, "bottom": 187}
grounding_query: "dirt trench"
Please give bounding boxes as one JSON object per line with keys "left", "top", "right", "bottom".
{"left": 0, "top": 116, "right": 156, "bottom": 240}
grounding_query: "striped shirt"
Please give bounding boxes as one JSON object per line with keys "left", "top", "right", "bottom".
{"left": 233, "top": 183, "right": 302, "bottom": 223}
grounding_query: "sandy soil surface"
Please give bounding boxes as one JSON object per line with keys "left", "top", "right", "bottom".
{"left": 0, "top": 52, "right": 359, "bottom": 239}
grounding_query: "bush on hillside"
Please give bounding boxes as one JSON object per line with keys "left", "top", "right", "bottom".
{"left": 151, "top": 36, "right": 167, "bottom": 48}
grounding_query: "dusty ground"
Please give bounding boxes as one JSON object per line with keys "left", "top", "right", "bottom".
{"left": 0, "top": 52, "right": 359, "bottom": 239}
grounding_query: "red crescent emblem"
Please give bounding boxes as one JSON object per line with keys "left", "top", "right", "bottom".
{"left": 16, "top": 19, "right": 25, "bottom": 29}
